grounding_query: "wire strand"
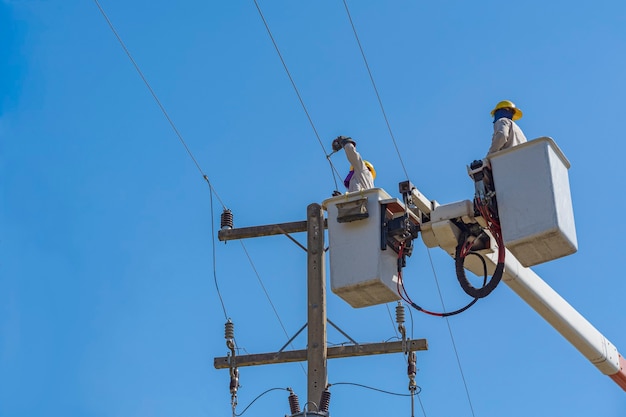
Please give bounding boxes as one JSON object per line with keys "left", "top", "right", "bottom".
{"left": 94, "top": 1, "right": 300, "bottom": 363}
{"left": 93, "top": 0, "right": 227, "bottom": 208}
{"left": 96, "top": 0, "right": 312, "bottom": 381}
{"left": 385, "top": 303, "right": 400, "bottom": 339}
{"left": 343, "top": 4, "right": 476, "bottom": 413}
{"left": 251, "top": 0, "right": 340, "bottom": 190}
{"left": 93, "top": 0, "right": 234, "bottom": 318}
{"left": 210, "top": 189, "right": 229, "bottom": 320}
{"left": 329, "top": 381, "right": 421, "bottom": 397}
{"left": 426, "top": 248, "right": 476, "bottom": 417}
{"left": 234, "top": 387, "right": 290, "bottom": 416}
{"left": 341, "top": 0, "right": 411, "bottom": 181}
{"left": 416, "top": 393, "right": 427, "bottom": 417}
{"left": 238, "top": 241, "right": 307, "bottom": 376}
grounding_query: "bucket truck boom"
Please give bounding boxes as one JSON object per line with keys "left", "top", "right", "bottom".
{"left": 406, "top": 138, "right": 626, "bottom": 391}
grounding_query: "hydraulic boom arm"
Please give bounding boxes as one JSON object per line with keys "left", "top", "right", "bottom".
{"left": 405, "top": 185, "right": 626, "bottom": 391}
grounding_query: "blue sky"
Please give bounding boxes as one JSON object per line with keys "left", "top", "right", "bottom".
{"left": 2, "top": 1, "right": 626, "bottom": 416}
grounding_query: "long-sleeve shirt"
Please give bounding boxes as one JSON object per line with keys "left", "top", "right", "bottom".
{"left": 343, "top": 143, "right": 374, "bottom": 192}
{"left": 487, "top": 117, "right": 528, "bottom": 155}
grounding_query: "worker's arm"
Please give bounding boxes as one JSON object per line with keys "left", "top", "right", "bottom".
{"left": 487, "top": 118, "right": 512, "bottom": 155}
{"left": 331, "top": 136, "right": 366, "bottom": 171}
{"left": 343, "top": 142, "right": 366, "bottom": 172}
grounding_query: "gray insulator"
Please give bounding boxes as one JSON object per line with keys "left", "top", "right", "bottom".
{"left": 395, "top": 302, "right": 405, "bottom": 325}
{"left": 225, "top": 319, "right": 235, "bottom": 340}
{"left": 319, "top": 389, "right": 331, "bottom": 413}
{"left": 288, "top": 391, "right": 301, "bottom": 415}
{"left": 221, "top": 209, "right": 234, "bottom": 230}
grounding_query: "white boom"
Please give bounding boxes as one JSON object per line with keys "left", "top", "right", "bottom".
{"left": 414, "top": 189, "right": 626, "bottom": 391}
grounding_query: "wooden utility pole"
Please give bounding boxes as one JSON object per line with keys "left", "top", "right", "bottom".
{"left": 215, "top": 203, "right": 428, "bottom": 410}
{"left": 306, "top": 203, "right": 327, "bottom": 403}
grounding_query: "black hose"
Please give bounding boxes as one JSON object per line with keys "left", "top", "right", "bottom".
{"left": 455, "top": 231, "right": 504, "bottom": 299}
{"left": 405, "top": 253, "right": 488, "bottom": 317}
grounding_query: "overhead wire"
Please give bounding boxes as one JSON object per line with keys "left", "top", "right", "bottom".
{"left": 233, "top": 387, "right": 291, "bottom": 416}
{"left": 251, "top": 0, "right": 341, "bottom": 191}
{"left": 94, "top": 0, "right": 305, "bottom": 377}
{"left": 341, "top": 6, "right": 425, "bottom": 412}
{"left": 341, "top": 0, "right": 410, "bottom": 181}
{"left": 238, "top": 241, "right": 307, "bottom": 376}
{"left": 98, "top": 0, "right": 476, "bottom": 414}
{"left": 250, "top": 6, "right": 431, "bottom": 416}
{"left": 210, "top": 187, "right": 229, "bottom": 320}
{"left": 341, "top": 2, "right": 477, "bottom": 416}
{"left": 93, "top": 0, "right": 232, "bottom": 323}
{"left": 385, "top": 303, "right": 400, "bottom": 339}
{"left": 93, "top": 0, "right": 226, "bottom": 209}
{"left": 329, "top": 382, "right": 421, "bottom": 397}
{"left": 426, "top": 249, "right": 477, "bottom": 417}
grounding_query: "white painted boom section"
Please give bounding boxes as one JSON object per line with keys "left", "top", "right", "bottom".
{"left": 413, "top": 191, "right": 626, "bottom": 389}
{"left": 493, "top": 249, "right": 620, "bottom": 374}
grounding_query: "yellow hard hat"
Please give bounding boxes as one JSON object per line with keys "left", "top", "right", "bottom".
{"left": 490, "top": 100, "right": 523, "bottom": 121}
{"left": 349, "top": 161, "right": 377, "bottom": 179}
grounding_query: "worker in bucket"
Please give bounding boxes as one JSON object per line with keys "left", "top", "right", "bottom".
{"left": 487, "top": 100, "right": 528, "bottom": 155}
{"left": 331, "top": 136, "right": 376, "bottom": 193}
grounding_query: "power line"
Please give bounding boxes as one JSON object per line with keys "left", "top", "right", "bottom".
{"left": 341, "top": 0, "right": 411, "bottom": 181}
{"left": 97, "top": 3, "right": 475, "bottom": 415}
{"left": 93, "top": 0, "right": 232, "bottom": 320}
{"left": 341, "top": 3, "right": 477, "bottom": 415}
{"left": 93, "top": 0, "right": 227, "bottom": 208}
{"left": 94, "top": 0, "right": 299, "bottom": 350}
{"left": 210, "top": 189, "right": 229, "bottom": 320}
{"left": 233, "top": 387, "right": 290, "bottom": 416}
{"left": 251, "top": 0, "right": 340, "bottom": 191}
{"left": 329, "top": 381, "right": 421, "bottom": 397}
{"left": 239, "top": 240, "right": 307, "bottom": 376}
{"left": 385, "top": 303, "right": 400, "bottom": 339}
{"left": 426, "top": 249, "right": 476, "bottom": 417}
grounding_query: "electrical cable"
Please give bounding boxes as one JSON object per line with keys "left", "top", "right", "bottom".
{"left": 233, "top": 387, "right": 290, "bottom": 417}
{"left": 416, "top": 392, "right": 427, "bottom": 417}
{"left": 238, "top": 242, "right": 291, "bottom": 339}
{"left": 210, "top": 188, "right": 229, "bottom": 320}
{"left": 93, "top": 0, "right": 226, "bottom": 209}
{"left": 385, "top": 303, "right": 400, "bottom": 339}
{"left": 407, "top": 300, "right": 414, "bottom": 340}
{"left": 341, "top": 3, "right": 482, "bottom": 415}
{"left": 96, "top": 3, "right": 474, "bottom": 416}
{"left": 252, "top": 0, "right": 340, "bottom": 191}
{"left": 341, "top": 0, "right": 411, "bottom": 182}
{"left": 93, "top": 0, "right": 234, "bottom": 321}
{"left": 426, "top": 248, "right": 477, "bottom": 417}
{"left": 94, "top": 0, "right": 305, "bottom": 378}
{"left": 398, "top": 271, "right": 483, "bottom": 318}
{"left": 454, "top": 199, "right": 505, "bottom": 299}
{"left": 396, "top": 244, "right": 485, "bottom": 317}
{"left": 238, "top": 241, "right": 307, "bottom": 376}
{"left": 329, "top": 382, "right": 421, "bottom": 397}
{"left": 341, "top": 4, "right": 478, "bottom": 413}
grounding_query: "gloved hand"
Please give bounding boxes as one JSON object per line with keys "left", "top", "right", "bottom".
{"left": 343, "top": 137, "right": 356, "bottom": 147}
{"left": 332, "top": 136, "right": 356, "bottom": 151}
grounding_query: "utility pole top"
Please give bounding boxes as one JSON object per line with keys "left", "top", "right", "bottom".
{"left": 213, "top": 202, "right": 429, "bottom": 416}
